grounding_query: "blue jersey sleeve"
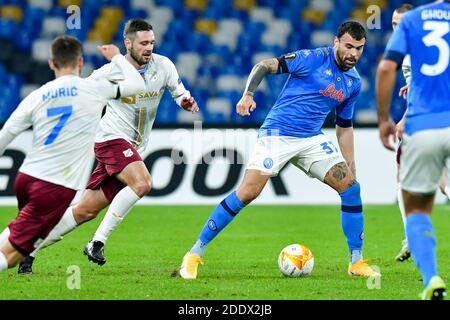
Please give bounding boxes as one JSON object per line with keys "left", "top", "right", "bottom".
{"left": 335, "top": 81, "right": 361, "bottom": 127}
{"left": 384, "top": 15, "right": 410, "bottom": 65}
{"left": 277, "top": 50, "right": 312, "bottom": 76}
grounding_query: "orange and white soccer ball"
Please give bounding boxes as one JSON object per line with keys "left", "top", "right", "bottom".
{"left": 278, "top": 244, "right": 314, "bottom": 277}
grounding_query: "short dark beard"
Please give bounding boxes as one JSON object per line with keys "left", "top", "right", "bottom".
{"left": 334, "top": 47, "right": 353, "bottom": 72}
{"left": 129, "top": 46, "right": 148, "bottom": 66}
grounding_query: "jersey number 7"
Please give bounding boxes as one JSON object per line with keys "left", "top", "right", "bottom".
{"left": 44, "top": 105, "right": 73, "bottom": 145}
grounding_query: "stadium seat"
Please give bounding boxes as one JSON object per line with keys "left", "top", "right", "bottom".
{"left": 41, "top": 17, "right": 67, "bottom": 38}
{"left": 194, "top": 19, "right": 217, "bottom": 37}
{"left": 310, "top": 0, "right": 334, "bottom": 14}
{"left": 0, "top": 18, "right": 17, "bottom": 40}
{"left": 0, "top": 5, "right": 23, "bottom": 23}
{"left": 176, "top": 52, "right": 202, "bottom": 84}
{"left": 233, "top": 0, "right": 256, "bottom": 11}
{"left": 206, "top": 97, "right": 233, "bottom": 120}
{"left": 302, "top": 8, "right": 326, "bottom": 25}
{"left": 58, "top": 0, "right": 82, "bottom": 6}
{"left": 249, "top": 7, "right": 274, "bottom": 24}
{"left": 28, "top": 0, "right": 53, "bottom": 11}
{"left": 310, "top": 30, "right": 334, "bottom": 47}
{"left": 185, "top": 0, "right": 208, "bottom": 11}
{"left": 217, "top": 75, "right": 245, "bottom": 93}
{"left": 204, "top": 44, "right": 232, "bottom": 67}
{"left": 31, "top": 38, "right": 52, "bottom": 62}
{"left": 131, "top": 0, "right": 155, "bottom": 10}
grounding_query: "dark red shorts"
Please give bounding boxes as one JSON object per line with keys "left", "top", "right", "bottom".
{"left": 8, "top": 172, "right": 76, "bottom": 255}
{"left": 86, "top": 139, "right": 142, "bottom": 203}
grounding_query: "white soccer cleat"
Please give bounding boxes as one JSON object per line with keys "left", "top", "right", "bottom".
{"left": 395, "top": 239, "right": 411, "bottom": 262}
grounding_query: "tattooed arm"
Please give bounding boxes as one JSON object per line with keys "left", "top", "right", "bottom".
{"left": 236, "top": 58, "right": 279, "bottom": 116}
{"left": 243, "top": 58, "right": 279, "bottom": 96}
{"left": 336, "top": 125, "right": 356, "bottom": 179}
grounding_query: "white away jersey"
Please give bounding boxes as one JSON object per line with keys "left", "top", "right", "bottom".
{"left": 3, "top": 75, "right": 119, "bottom": 190}
{"left": 90, "top": 53, "right": 190, "bottom": 153}
{"left": 402, "top": 55, "right": 411, "bottom": 85}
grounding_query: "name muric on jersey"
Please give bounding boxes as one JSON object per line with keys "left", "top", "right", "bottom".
{"left": 42, "top": 86, "right": 78, "bottom": 102}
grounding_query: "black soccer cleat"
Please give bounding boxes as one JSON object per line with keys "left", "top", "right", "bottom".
{"left": 83, "top": 240, "right": 106, "bottom": 266}
{"left": 18, "top": 255, "right": 35, "bottom": 275}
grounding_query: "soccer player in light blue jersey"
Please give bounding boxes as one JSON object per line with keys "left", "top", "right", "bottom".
{"left": 377, "top": 0, "right": 450, "bottom": 300}
{"left": 180, "top": 21, "right": 380, "bottom": 279}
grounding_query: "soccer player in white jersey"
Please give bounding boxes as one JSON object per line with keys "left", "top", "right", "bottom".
{"left": 0, "top": 36, "right": 145, "bottom": 272}
{"left": 17, "top": 19, "right": 199, "bottom": 272}
{"left": 391, "top": 3, "right": 450, "bottom": 263}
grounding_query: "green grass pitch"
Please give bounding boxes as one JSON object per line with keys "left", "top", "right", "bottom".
{"left": 1, "top": 204, "right": 449, "bottom": 300}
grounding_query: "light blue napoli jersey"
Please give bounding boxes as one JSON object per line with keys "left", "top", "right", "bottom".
{"left": 384, "top": 1, "right": 450, "bottom": 134}
{"left": 259, "top": 47, "right": 361, "bottom": 138}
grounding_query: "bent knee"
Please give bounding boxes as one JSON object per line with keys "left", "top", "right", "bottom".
{"left": 131, "top": 179, "right": 152, "bottom": 197}
{"left": 73, "top": 206, "right": 101, "bottom": 224}
{"left": 236, "top": 188, "right": 261, "bottom": 204}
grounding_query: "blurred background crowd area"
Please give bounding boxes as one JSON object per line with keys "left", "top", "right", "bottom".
{"left": 0, "top": 0, "right": 429, "bottom": 127}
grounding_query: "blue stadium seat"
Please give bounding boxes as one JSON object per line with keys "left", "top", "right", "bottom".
{"left": 125, "top": 8, "right": 148, "bottom": 20}
{"left": 14, "top": 32, "right": 33, "bottom": 52}
{"left": 0, "top": 19, "right": 17, "bottom": 40}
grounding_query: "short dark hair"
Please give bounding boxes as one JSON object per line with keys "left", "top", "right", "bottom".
{"left": 51, "top": 35, "right": 82, "bottom": 69}
{"left": 395, "top": 3, "right": 414, "bottom": 13}
{"left": 123, "top": 18, "right": 153, "bottom": 39}
{"left": 337, "top": 21, "right": 366, "bottom": 40}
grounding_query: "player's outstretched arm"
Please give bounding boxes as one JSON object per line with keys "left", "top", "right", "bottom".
{"left": 97, "top": 45, "right": 145, "bottom": 98}
{"left": 237, "top": 58, "right": 279, "bottom": 116}
{"left": 376, "top": 59, "right": 398, "bottom": 151}
{"left": 0, "top": 91, "right": 36, "bottom": 155}
{"left": 336, "top": 125, "right": 356, "bottom": 179}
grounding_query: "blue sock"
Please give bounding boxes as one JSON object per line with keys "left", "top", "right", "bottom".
{"left": 190, "top": 192, "right": 246, "bottom": 256}
{"left": 339, "top": 183, "right": 364, "bottom": 264}
{"left": 406, "top": 214, "right": 437, "bottom": 287}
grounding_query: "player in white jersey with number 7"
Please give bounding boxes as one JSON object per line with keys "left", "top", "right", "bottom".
{"left": 17, "top": 19, "right": 199, "bottom": 273}
{"left": 0, "top": 36, "right": 145, "bottom": 272}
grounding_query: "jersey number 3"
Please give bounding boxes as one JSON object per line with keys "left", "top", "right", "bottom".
{"left": 421, "top": 21, "right": 450, "bottom": 76}
{"left": 45, "top": 105, "right": 73, "bottom": 145}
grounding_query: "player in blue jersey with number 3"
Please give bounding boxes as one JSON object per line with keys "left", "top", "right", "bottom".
{"left": 377, "top": 0, "right": 450, "bottom": 300}
{"left": 180, "top": 21, "right": 380, "bottom": 280}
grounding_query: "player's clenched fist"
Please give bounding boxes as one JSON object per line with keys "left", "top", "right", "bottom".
{"left": 236, "top": 94, "right": 256, "bottom": 116}
{"left": 181, "top": 97, "right": 199, "bottom": 113}
{"left": 97, "top": 44, "right": 121, "bottom": 61}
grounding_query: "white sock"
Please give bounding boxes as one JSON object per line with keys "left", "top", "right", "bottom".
{"left": 444, "top": 186, "right": 450, "bottom": 200}
{"left": 92, "top": 186, "right": 140, "bottom": 244}
{"left": 0, "top": 227, "right": 10, "bottom": 247}
{"left": 398, "top": 184, "right": 407, "bottom": 237}
{"left": 0, "top": 251, "right": 8, "bottom": 272}
{"left": 31, "top": 207, "right": 78, "bottom": 257}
